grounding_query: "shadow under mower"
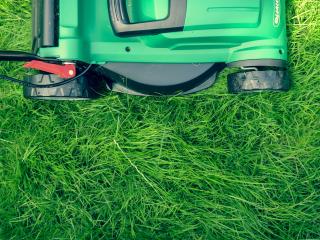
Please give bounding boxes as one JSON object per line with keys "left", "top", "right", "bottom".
{"left": 0, "top": 0, "right": 290, "bottom": 100}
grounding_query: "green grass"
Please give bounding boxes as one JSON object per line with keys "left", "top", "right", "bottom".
{"left": 0, "top": 0, "right": 320, "bottom": 239}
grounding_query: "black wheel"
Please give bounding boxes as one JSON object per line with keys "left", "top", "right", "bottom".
{"left": 23, "top": 74, "right": 100, "bottom": 100}
{"left": 227, "top": 69, "right": 290, "bottom": 93}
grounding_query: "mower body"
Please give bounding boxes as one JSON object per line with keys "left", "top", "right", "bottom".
{"left": 37, "top": 0, "right": 288, "bottom": 64}
{"left": 27, "top": 0, "right": 290, "bottom": 98}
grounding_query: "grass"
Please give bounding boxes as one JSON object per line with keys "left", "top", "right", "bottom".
{"left": 0, "top": 0, "right": 319, "bottom": 239}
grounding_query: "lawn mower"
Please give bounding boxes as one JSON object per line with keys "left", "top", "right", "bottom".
{"left": 0, "top": 0, "right": 290, "bottom": 100}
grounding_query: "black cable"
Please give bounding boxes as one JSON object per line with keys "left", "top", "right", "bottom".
{"left": 0, "top": 64, "right": 93, "bottom": 88}
{"left": 0, "top": 50, "right": 58, "bottom": 62}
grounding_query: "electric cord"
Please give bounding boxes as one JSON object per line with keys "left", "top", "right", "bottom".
{"left": 0, "top": 50, "right": 58, "bottom": 62}
{"left": 0, "top": 64, "right": 93, "bottom": 89}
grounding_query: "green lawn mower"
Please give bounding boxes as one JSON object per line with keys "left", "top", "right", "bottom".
{"left": 0, "top": 0, "right": 290, "bottom": 100}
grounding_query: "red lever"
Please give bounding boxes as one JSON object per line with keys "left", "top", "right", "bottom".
{"left": 24, "top": 60, "right": 77, "bottom": 79}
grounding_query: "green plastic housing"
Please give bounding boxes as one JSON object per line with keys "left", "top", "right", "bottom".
{"left": 38, "top": 0, "right": 288, "bottom": 64}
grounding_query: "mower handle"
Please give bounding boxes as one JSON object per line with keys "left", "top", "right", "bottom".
{"left": 108, "top": 0, "right": 187, "bottom": 36}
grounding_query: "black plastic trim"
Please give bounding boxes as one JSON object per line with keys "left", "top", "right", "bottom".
{"left": 108, "top": 0, "right": 187, "bottom": 36}
{"left": 228, "top": 59, "right": 287, "bottom": 68}
{"left": 100, "top": 63, "right": 225, "bottom": 95}
{"left": 32, "top": 0, "right": 59, "bottom": 52}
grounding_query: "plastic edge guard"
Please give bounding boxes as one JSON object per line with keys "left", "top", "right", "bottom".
{"left": 108, "top": 0, "right": 187, "bottom": 36}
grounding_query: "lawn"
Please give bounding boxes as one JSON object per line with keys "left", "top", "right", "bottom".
{"left": 0, "top": 0, "right": 319, "bottom": 239}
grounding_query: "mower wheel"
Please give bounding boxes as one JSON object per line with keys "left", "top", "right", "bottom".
{"left": 23, "top": 74, "right": 98, "bottom": 100}
{"left": 227, "top": 69, "right": 290, "bottom": 93}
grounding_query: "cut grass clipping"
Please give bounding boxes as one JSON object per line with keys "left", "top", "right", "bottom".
{"left": 0, "top": 0, "right": 320, "bottom": 239}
